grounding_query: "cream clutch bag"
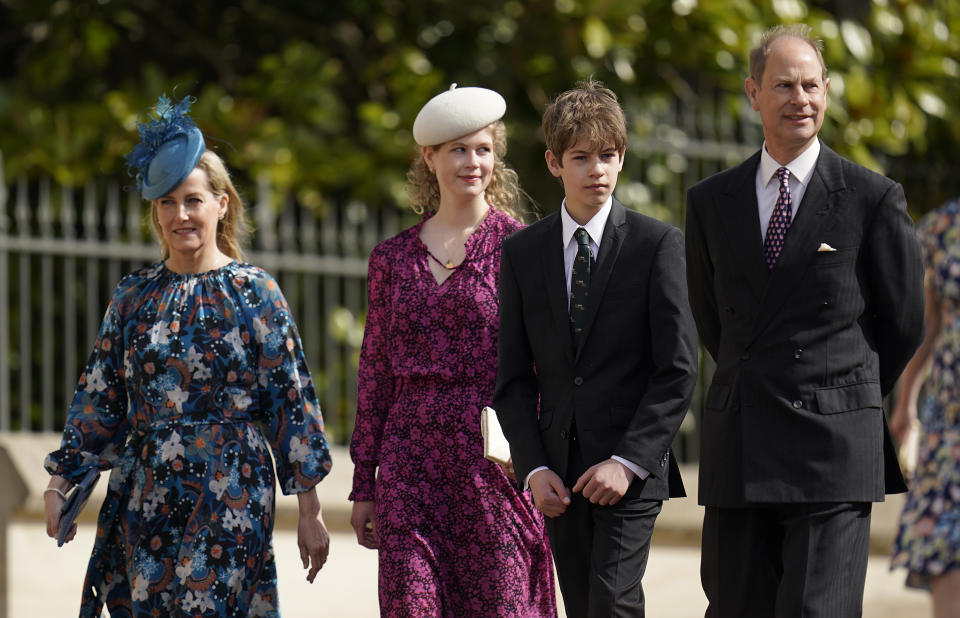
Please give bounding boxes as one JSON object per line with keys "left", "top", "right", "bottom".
{"left": 480, "top": 406, "right": 511, "bottom": 465}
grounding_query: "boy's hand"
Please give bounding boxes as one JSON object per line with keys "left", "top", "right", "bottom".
{"left": 572, "top": 459, "right": 635, "bottom": 506}
{"left": 528, "top": 468, "right": 571, "bottom": 517}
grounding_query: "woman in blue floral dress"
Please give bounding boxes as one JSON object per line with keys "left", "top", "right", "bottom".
{"left": 42, "top": 95, "right": 332, "bottom": 617}
{"left": 890, "top": 199, "right": 960, "bottom": 614}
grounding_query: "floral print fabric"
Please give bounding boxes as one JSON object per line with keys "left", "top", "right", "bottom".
{"left": 45, "top": 261, "right": 332, "bottom": 617}
{"left": 349, "top": 208, "right": 557, "bottom": 617}
{"left": 892, "top": 200, "right": 960, "bottom": 585}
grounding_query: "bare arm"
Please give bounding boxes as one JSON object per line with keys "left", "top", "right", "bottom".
{"left": 43, "top": 474, "right": 74, "bottom": 543}
{"left": 890, "top": 275, "right": 941, "bottom": 445}
{"left": 350, "top": 500, "right": 378, "bottom": 549}
{"left": 297, "top": 489, "right": 330, "bottom": 583}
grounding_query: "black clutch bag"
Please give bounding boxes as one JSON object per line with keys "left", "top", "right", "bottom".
{"left": 57, "top": 468, "right": 100, "bottom": 547}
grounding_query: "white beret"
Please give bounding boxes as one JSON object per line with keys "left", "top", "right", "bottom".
{"left": 412, "top": 84, "right": 507, "bottom": 146}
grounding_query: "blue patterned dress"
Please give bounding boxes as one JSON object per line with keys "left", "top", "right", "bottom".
{"left": 45, "top": 261, "right": 332, "bottom": 617}
{"left": 891, "top": 200, "right": 960, "bottom": 587}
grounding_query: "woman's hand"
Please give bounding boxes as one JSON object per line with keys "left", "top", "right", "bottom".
{"left": 296, "top": 489, "right": 330, "bottom": 583}
{"left": 350, "top": 500, "right": 378, "bottom": 549}
{"left": 498, "top": 458, "right": 516, "bottom": 482}
{"left": 890, "top": 399, "right": 919, "bottom": 447}
{"left": 44, "top": 475, "right": 75, "bottom": 544}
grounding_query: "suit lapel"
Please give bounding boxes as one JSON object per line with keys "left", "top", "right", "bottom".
{"left": 717, "top": 153, "right": 768, "bottom": 303}
{"left": 540, "top": 214, "right": 575, "bottom": 364}
{"left": 575, "top": 200, "right": 626, "bottom": 360}
{"left": 749, "top": 143, "right": 844, "bottom": 343}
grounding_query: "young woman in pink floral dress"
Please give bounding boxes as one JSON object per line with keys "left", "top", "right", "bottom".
{"left": 348, "top": 85, "right": 556, "bottom": 617}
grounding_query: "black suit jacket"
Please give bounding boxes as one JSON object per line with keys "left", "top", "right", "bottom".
{"left": 685, "top": 142, "right": 924, "bottom": 507}
{"left": 493, "top": 199, "right": 698, "bottom": 500}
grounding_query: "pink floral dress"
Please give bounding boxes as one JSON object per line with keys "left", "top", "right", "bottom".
{"left": 349, "top": 208, "right": 556, "bottom": 617}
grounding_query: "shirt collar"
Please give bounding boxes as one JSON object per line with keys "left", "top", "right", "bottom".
{"left": 560, "top": 197, "right": 613, "bottom": 248}
{"left": 759, "top": 139, "right": 820, "bottom": 188}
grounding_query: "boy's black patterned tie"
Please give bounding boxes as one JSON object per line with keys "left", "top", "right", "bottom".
{"left": 570, "top": 227, "right": 592, "bottom": 348}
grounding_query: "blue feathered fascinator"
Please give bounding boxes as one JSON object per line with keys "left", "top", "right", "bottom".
{"left": 125, "top": 94, "right": 206, "bottom": 200}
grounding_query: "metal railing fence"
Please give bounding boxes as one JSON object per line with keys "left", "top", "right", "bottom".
{"left": 4, "top": 90, "right": 948, "bottom": 460}
{"left": 0, "top": 91, "right": 761, "bottom": 459}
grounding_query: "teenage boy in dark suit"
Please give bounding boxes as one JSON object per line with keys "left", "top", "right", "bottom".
{"left": 494, "top": 80, "right": 698, "bottom": 617}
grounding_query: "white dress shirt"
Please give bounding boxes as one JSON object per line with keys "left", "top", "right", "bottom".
{"left": 756, "top": 140, "right": 820, "bottom": 241}
{"left": 560, "top": 197, "right": 610, "bottom": 303}
{"left": 525, "top": 198, "right": 649, "bottom": 488}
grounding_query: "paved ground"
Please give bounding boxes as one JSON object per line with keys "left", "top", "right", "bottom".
{"left": 11, "top": 522, "right": 930, "bottom": 617}
{"left": 3, "top": 439, "right": 932, "bottom": 616}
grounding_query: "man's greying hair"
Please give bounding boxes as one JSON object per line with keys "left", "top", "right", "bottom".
{"left": 749, "top": 24, "right": 827, "bottom": 85}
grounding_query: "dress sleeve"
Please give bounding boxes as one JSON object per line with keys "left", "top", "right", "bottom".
{"left": 252, "top": 273, "right": 332, "bottom": 495}
{"left": 44, "top": 285, "right": 131, "bottom": 483}
{"left": 349, "top": 243, "right": 395, "bottom": 501}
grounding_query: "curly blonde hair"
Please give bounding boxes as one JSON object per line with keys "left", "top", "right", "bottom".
{"left": 149, "top": 150, "right": 250, "bottom": 261}
{"left": 406, "top": 121, "right": 525, "bottom": 221}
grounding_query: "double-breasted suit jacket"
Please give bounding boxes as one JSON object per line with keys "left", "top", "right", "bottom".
{"left": 494, "top": 199, "right": 698, "bottom": 500}
{"left": 685, "top": 142, "right": 925, "bottom": 507}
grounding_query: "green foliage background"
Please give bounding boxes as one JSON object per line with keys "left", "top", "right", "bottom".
{"left": 2, "top": 0, "right": 958, "bottom": 217}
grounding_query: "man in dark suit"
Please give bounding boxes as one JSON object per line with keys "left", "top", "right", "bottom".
{"left": 685, "top": 24, "right": 925, "bottom": 617}
{"left": 494, "top": 80, "right": 698, "bottom": 617}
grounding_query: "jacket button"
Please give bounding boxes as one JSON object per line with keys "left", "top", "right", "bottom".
{"left": 792, "top": 400, "right": 803, "bottom": 409}
{"left": 740, "top": 352, "right": 750, "bottom": 361}
{"left": 794, "top": 348, "right": 803, "bottom": 359}
{"left": 574, "top": 376, "right": 583, "bottom": 386}
{"left": 560, "top": 430, "right": 568, "bottom": 440}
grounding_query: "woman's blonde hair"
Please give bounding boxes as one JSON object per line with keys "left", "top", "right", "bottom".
{"left": 149, "top": 150, "right": 250, "bottom": 260}
{"left": 406, "top": 120, "right": 525, "bottom": 221}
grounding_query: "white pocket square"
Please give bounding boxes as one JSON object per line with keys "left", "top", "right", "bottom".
{"left": 817, "top": 243, "right": 837, "bottom": 252}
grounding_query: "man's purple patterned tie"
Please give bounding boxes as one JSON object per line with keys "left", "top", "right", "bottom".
{"left": 763, "top": 167, "right": 793, "bottom": 269}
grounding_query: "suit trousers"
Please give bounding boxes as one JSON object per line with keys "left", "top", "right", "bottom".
{"left": 544, "top": 433, "right": 662, "bottom": 618}
{"left": 701, "top": 502, "right": 872, "bottom": 618}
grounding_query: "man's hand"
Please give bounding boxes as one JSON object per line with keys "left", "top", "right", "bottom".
{"left": 529, "top": 468, "right": 572, "bottom": 517}
{"left": 350, "top": 500, "right": 379, "bottom": 549}
{"left": 572, "top": 459, "right": 635, "bottom": 506}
